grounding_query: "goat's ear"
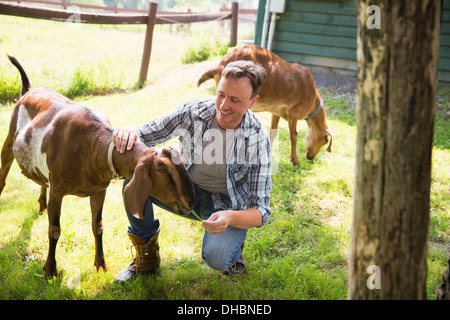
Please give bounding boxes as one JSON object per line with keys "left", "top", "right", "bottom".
{"left": 123, "top": 162, "right": 151, "bottom": 221}
{"left": 326, "top": 129, "right": 333, "bottom": 152}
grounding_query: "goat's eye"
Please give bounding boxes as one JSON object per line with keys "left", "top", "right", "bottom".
{"left": 158, "top": 168, "right": 167, "bottom": 173}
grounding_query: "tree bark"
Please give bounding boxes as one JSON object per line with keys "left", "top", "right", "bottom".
{"left": 436, "top": 258, "right": 450, "bottom": 299}
{"left": 349, "top": 0, "right": 441, "bottom": 299}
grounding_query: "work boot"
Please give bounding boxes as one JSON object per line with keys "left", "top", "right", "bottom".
{"left": 223, "top": 244, "right": 245, "bottom": 276}
{"left": 114, "top": 230, "right": 161, "bottom": 283}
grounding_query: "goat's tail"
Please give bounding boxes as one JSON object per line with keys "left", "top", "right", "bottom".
{"left": 7, "top": 55, "right": 32, "bottom": 96}
{"left": 197, "top": 66, "right": 222, "bottom": 87}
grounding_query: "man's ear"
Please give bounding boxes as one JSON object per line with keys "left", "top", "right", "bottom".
{"left": 249, "top": 95, "right": 259, "bottom": 109}
{"left": 123, "top": 162, "right": 151, "bottom": 221}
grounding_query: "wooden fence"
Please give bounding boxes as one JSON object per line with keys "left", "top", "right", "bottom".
{"left": 0, "top": 0, "right": 240, "bottom": 85}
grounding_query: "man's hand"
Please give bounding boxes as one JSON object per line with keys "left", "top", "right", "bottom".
{"left": 201, "top": 208, "right": 263, "bottom": 235}
{"left": 112, "top": 127, "right": 140, "bottom": 153}
{"left": 201, "top": 211, "right": 232, "bottom": 235}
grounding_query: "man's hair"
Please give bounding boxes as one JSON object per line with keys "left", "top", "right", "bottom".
{"left": 221, "top": 60, "right": 266, "bottom": 99}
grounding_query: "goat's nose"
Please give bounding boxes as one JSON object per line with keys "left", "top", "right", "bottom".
{"left": 306, "top": 152, "right": 315, "bottom": 160}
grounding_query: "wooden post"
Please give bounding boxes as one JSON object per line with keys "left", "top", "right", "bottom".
{"left": 230, "top": 2, "right": 238, "bottom": 46}
{"left": 187, "top": 8, "right": 191, "bottom": 34}
{"left": 349, "top": 0, "right": 441, "bottom": 300}
{"left": 139, "top": 1, "right": 158, "bottom": 87}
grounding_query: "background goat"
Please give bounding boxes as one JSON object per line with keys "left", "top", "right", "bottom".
{"left": 198, "top": 45, "right": 333, "bottom": 165}
{"left": 0, "top": 56, "right": 195, "bottom": 279}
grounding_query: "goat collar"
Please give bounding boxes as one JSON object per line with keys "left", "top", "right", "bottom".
{"left": 108, "top": 142, "right": 121, "bottom": 178}
{"left": 305, "top": 99, "right": 323, "bottom": 121}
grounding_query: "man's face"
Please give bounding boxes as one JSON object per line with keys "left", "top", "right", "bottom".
{"left": 215, "top": 76, "right": 259, "bottom": 130}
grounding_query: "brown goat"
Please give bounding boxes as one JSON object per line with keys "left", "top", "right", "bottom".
{"left": 198, "top": 45, "right": 332, "bottom": 165}
{"left": 0, "top": 56, "right": 195, "bottom": 279}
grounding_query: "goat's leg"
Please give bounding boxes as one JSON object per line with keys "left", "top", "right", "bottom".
{"left": 38, "top": 186, "right": 47, "bottom": 213}
{"left": 270, "top": 114, "right": 280, "bottom": 145}
{"left": 43, "top": 188, "right": 63, "bottom": 279}
{"left": 0, "top": 136, "right": 15, "bottom": 195}
{"left": 287, "top": 117, "right": 300, "bottom": 166}
{"left": 90, "top": 190, "right": 108, "bottom": 272}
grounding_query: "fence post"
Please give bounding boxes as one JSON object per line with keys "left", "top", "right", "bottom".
{"left": 230, "top": 2, "right": 238, "bottom": 46}
{"left": 139, "top": 1, "right": 158, "bottom": 87}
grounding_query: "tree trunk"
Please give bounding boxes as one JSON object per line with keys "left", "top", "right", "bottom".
{"left": 349, "top": 0, "right": 441, "bottom": 299}
{"left": 436, "top": 257, "right": 450, "bottom": 299}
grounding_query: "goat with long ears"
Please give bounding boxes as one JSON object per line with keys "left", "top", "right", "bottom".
{"left": 0, "top": 56, "right": 195, "bottom": 279}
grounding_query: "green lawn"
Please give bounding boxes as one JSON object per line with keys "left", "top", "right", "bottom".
{"left": 0, "top": 15, "right": 449, "bottom": 300}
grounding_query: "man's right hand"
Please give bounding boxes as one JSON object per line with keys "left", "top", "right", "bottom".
{"left": 112, "top": 128, "right": 140, "bottom": 153}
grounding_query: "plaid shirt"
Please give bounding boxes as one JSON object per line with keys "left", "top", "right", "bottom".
{"left": 135, "top": 98, "right": 272, "bottom": 226}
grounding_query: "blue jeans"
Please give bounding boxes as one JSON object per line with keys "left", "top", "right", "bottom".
{"left": 122, "top": 180, "right": 247, "bottom": 271}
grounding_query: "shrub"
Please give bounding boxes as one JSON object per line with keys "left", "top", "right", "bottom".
{"left": 66, "top": 67, "right": 94, "bottom": 98}
{"left": 181, "top": 35, "right": 231, "bottom": 64}
{"left": 0, "top": 68, "right": 21, "bottom": 103}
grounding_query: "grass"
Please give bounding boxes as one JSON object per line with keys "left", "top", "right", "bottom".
{"left": 0, "top": 16, "right": 449, "bottom": 300}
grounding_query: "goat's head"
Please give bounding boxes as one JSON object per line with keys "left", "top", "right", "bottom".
{"left": 305, "top": 127, "right": 333, "bottom": 160}
{"left": 123, "top": 147, "right": 195, "bottom": 221}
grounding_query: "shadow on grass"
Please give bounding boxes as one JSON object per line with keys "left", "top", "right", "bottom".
{"left": 0, "top": 208, "right": 49, "bottom": 299}
{"left": 0, "top": 193, "right": 87, "bottom": 299}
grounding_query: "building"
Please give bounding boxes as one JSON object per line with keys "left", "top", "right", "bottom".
{"left": 254, "top": 0, "right": 450, "bottom": 86}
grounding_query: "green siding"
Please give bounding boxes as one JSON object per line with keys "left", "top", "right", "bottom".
{"left": 255, "top": 0, "right": 358, "bottom": 72}
{"left": 255, "top": 0, "right": 450, "bottom": 86}
{"left": 440, "top": 0, "right": 450, "bottom": 85}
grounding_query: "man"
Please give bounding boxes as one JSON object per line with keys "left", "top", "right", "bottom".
{"left": 112, "top": 61, "right": 272, "bottom": 283}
